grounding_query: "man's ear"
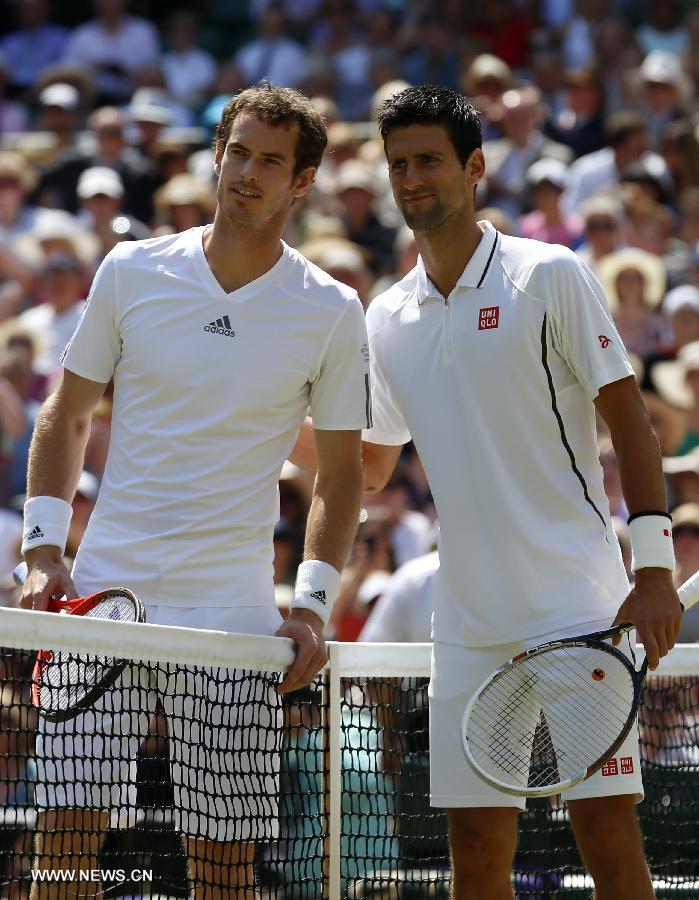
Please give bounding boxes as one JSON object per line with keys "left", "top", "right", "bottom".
{"left": 292, "top": 166, "right": 317, "bottom": 200}
{"left": 467, "top": 148, "right": 486, "bottom": 187}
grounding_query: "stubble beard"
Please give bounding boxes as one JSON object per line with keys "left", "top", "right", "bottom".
{"left": 400, "top": 196, "right": 450, "bottom": 233}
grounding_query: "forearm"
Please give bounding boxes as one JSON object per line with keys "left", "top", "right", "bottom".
{"left": 608, "top": 405, "right": 667, "bottom": 515}
{"left": 27, "top": 391, "right": 91, "bottom": 502}
{"left": 304, "top": 465, "right": 363, "bottom": 570}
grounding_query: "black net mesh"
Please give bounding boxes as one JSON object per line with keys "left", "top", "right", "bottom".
{"left": 1, "top": 648, "right": 698, "bottom": 899}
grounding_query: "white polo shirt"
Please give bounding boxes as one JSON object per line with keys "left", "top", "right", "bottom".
{"left": 359, "top": 550, "right": 438, "bottom": 643}
{"left": 364, "top": 221, "right": 633, "bottom": 648}
{"left": 62, "top": 227, "right": 370, "bottom": 608}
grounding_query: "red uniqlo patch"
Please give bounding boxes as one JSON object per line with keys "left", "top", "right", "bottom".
{"left": 601, "top": 758, "right": 618, "bottom": 776}
{"left": 621, "top": 756, "right": 634, "bottom": 774}
{"left": 478, "top": 307, "right": 499, "bottom": 330}
{"left": 663, "top": 529, "right": 670, "bottom": 537}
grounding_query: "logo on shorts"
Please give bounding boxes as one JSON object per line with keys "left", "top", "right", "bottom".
{"left": 478, "top": 307, "right": 499, "bottom": 330}
{"left": 309, "top": 590, "right": 326, "bottom": 605}
{"left": 598, "top": 335, "right": 612, "bottom": 348}
{"left": 620, "top": 756, "right": 634, "bottom": 774}
{"left": 204, "top": 315, "right": 236, "bottom": 338}
{"left": 601, "top": 758, "right": 618, "bottom": 776}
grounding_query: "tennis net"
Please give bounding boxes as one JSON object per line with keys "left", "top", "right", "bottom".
{"left": 1, "top": 607, "right": 698, "bottom": 899}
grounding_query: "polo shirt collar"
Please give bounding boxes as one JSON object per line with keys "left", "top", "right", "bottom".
{"left": 416, "top": 220, "right": 499, "bottom": 305}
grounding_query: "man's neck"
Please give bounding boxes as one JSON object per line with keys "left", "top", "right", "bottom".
{"left": 416, "top": 215, "right": 484, "bottom": 299}
{"left": 202, "top": 216, "right": 285, "bottom": 294}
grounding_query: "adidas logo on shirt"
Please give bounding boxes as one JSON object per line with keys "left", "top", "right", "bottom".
{"left": 309, "top": 590, "right": 327, "bottom": 605}
{"left": 27, "top": 525, "right": 44, "bottom": 541}
{"left": 204, "top": 315, "right": 236, "bottom": 338}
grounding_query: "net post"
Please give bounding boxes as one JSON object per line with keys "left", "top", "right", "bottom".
{"left": 322, "top": 641, "right": 342, "bottom": 898}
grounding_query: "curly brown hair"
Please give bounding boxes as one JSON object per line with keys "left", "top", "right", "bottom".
{"left": 215, "top": 85, "right": 327, "bottom": 176}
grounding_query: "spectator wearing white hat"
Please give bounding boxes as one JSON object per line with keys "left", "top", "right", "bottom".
{"left": 598, "top": 246, "right": 673, "bottom": 358}
{"left": 519, "top": 158, "right": 582, "bottom": 248}
{"left": 638, "top": 50, "right": 690, "bottom": 149}
{"left": 75, "top": 166, "right": 149, "bottom": 259}
{"left": 35, "top": 82, "right": 82, "bottom": 156}
{"left": 652, "top": 341, "right": 699, "bottom": 455}
{"left": 663, "top": 285, "right": 699, "bottom": 349}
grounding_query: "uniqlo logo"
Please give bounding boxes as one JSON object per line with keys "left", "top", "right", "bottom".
{"left": 478, "top": 307, "right": 499, "bottom": 330}
{"left": 621, "top": 756, "right": 634, "bottom": 774}
{"left": 601, "top": 758, "right": 618, "bottom": 776}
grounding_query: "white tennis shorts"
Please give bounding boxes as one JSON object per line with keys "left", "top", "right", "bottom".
{"left": 34, "top": 604, "right": 285, "bottom": 842}
{"left": 430, "top": 622, "right": 644, "bottom": 810}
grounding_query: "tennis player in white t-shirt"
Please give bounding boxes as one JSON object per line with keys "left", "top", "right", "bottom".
{"left": 21, "top": 87, "right": 369, "bottom": 898}
{"left": 291, "top": 86, "right": 682, "bottom": 899}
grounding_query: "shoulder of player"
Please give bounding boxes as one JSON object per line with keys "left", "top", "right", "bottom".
{"left": 365, "top": 267, "right": 417, "bottom": 336}
{"left": 497, "top": 234, "right": 589, "bottom": 305}
{"left": 283, "top": 245, "right": 362, "bottom": 314}
{"left": 106, "top": 229, "right": 189, "bottom": 269}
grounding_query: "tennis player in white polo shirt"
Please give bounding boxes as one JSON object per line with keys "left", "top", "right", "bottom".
{"left": 295, "top": 85, "right": 682, "bottom": 899}
{"left": 20, "top": 86, "right": 368, "bottom": 898}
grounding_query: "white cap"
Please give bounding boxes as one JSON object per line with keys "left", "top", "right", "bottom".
{"left": 526, "top": 157, "right": 568, "bottom": 190}
{"left": 335, "top": 160, "right": 378, "bottom": 196}
{"left": 664, "top": 284, "right": 699, "bottom": 317}
{"left": 640, "top": 50, "right": 684, "bottom": 87}
{"left": 39, "top": 82, "right": 80, "bottom": 110}
{"left": 77, "top": 166, "right": 124, "bottom": 199}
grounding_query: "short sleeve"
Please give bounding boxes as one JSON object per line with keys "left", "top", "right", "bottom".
{"left": 362, "top": 347, "right": 411, "bottom": 446}
{"left": 60, "top": 251, "right": 121, "bottom": 383}
{"left": 309, "top": 296, "right": 371, "bottom": 430}
{"left": 548, "top": 253, "right": 635, "bottom": 399}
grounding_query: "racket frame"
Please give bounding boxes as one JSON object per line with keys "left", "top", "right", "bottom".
{"left": 31, "top": 587, "right": 145, "bottom": 723}
{"left": 461, "top": 630, "right": 646, "bottom": 798}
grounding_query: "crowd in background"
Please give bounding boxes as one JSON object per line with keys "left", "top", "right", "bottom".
{"left": 3, "top": 0, "right": 699, "bottom": 645}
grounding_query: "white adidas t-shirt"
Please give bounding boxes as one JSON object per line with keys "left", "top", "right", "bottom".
{"left": 62, "top": 227, "right": 370, "bottom": 607}
{"left": 364, "top": 221, "right": 633, "bottom": 647}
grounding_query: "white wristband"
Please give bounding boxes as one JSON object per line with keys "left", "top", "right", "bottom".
{"left": 628, "top": 513, "right": 675, "bottom": 572}
{"left": 291, "top": 559, "right": 341, "bottom": 626}
{"left": 22, "top": 496, "right": 72, "bottom": 556}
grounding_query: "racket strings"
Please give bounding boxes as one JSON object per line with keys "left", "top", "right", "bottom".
{"left": 40, "top": 592, "right": 139, "bottom": 715}
{"left": 467, "top": 646, "right": 635, "bottom": 789}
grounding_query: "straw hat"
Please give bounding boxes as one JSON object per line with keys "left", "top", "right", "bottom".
{"left": 153, "top": 174, "right": 215, "bottom": 216}
{"left": 651, "top": 341, "right": 699, "bottom": 409}
{"left": 597, "top": 248, "right": 666, "bottom": 312}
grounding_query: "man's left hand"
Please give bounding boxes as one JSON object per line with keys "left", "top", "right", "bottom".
{"left": 611, "top": 568, "right": 682, "bottom": 670}
{"left": 275, "top": 608, "right": 328, "bottom": 694}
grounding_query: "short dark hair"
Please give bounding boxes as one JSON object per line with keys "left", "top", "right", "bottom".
{"left": 605, "top": 111, "right": 645, "bottom": 147}
{"left": 216, "top": 85, "right": 327, "bottom": 176}
{"left": 376, "top": 84, "right": 482, "bottom": 167}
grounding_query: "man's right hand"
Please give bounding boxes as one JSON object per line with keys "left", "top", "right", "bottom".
{"left": 21, "top": 548, "right": 77, "bottom": 611}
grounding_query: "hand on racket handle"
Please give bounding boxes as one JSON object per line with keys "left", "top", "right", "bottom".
{"left": 15, "top": 552, "right": 78, "bottom": 611}
{"left": 610, "top": 568, "right": 683, "bottom": 671}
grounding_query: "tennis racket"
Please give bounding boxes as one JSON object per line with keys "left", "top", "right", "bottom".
{"left": 461, "top": 570, "right": 699, "bottom": 798}
{"left": 13, "top": 562, "right": 145, "bottom": 722}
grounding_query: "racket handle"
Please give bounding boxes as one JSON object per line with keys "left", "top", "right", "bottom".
{"left": 12, "top": 561, "right": 27, "bottom": 587}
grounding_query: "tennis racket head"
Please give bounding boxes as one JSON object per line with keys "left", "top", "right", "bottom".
{"left": 31, "top": 587, "right": 145, "bottom": 722}
{"left": 461, "top": 636, "right": 647, "bottom": 798}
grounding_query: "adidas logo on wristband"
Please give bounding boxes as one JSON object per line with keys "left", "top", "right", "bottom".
{"left": 309, "top": 590, "right": 327, "bottom": 605}
{"left": 27, "top": 525, "right": 45, "bottom": 541}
